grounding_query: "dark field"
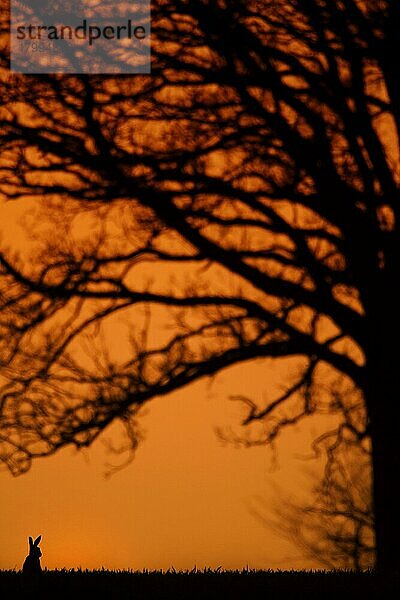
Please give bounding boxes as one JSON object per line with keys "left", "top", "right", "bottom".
{"left": 0, "top": 569, "right": 398, "bottom": 599}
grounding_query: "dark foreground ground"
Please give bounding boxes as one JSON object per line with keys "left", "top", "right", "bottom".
{"left": 0, "top": 569, "right": 398, "bottom": 599}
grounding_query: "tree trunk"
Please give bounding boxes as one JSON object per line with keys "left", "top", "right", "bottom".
{"left": 365, "top": 272, "right": 400, "bottom": 574}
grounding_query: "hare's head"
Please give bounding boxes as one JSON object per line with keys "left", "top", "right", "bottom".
{"left": 28, "top": 535, "right": 42, "bottom": 558}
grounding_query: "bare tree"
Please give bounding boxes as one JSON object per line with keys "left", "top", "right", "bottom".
{"left": 0, "top": 0, "right": 399, "bottom": 572}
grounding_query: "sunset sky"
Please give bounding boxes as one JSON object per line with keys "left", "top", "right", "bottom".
{"left": 0, "top": 0, "right": 377, "bottom": 574}
{"left": 0, "top": 357, "right": 330, "bottom": 571}
{"left": 0, "top": 126, "right": 338, "bottom": 573}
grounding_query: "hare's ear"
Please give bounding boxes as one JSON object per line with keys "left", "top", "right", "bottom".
{"left": 29, "top": 536, "right": 34, "bottom": 548}
{"left": 34, "top": 535, "right": 42, "bottom": 546}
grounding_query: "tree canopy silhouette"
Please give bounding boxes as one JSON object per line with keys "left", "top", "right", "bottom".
{"left": 0, "top": 0, "right": 398, "bottom": 572}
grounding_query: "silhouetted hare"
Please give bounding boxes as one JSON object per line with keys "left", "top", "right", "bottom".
{"left": 23, "top": 535, "right": 42, "bottom": 575}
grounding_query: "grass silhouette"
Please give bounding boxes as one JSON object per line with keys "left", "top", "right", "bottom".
{"left": 0, "top": 568, "right": 397, "bottom": 599}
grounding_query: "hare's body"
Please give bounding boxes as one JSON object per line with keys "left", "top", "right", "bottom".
{"left": 23, "top": 535, "right": 42, "bottom": 575}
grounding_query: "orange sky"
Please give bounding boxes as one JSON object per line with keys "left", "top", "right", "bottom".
{"left": 0, "top": 1, "right": 385, "bottom": 573}
{"left": 0, "top": 136, "right": 343, "bottom": 572}
{"left": 0, "top": 357, "right": 331, "bottom": 571}
{"left": 0, "top": 56, "right": 343, "bottom": 573}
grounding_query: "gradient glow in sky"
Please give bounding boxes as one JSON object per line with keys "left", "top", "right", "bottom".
{"left": 0, "top": 359, "right": 329, "bottom": 571}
